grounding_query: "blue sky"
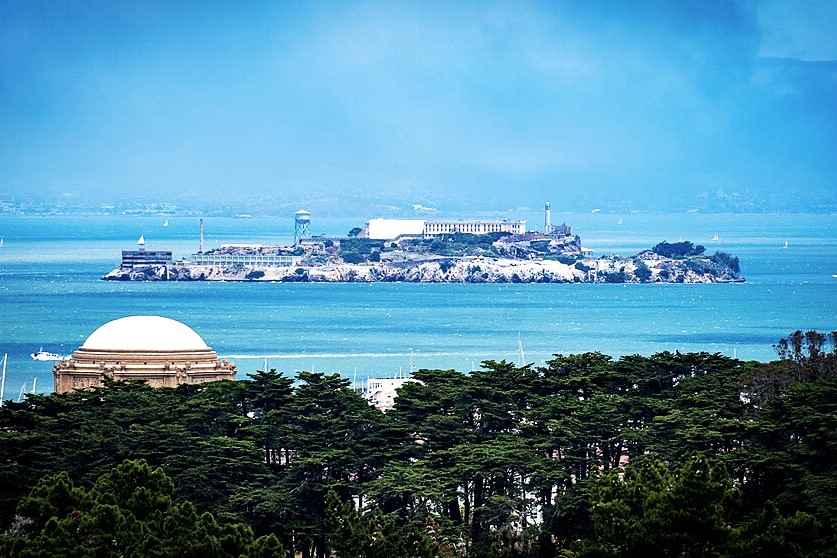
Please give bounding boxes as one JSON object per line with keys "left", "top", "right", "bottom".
{"left": 1, "top": 0, "right": 835, "bottom": 213}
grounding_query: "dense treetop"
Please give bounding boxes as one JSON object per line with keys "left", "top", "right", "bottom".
{"left": 1, "top": 330, "right": 835, "bottom": 557}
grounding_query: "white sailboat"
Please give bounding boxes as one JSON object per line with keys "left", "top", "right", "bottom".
{"left": 163, "top": 220, "right": 169, "bottom": 227}
{"left": 517, "top": 332, "right": 526, "bottom": 367}
{"left": 712, "top": 232, "right": 720, "bottom": 241}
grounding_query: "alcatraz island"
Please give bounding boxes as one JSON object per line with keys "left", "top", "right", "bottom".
{"left": 103, "top": 203, "right": 744, "bottom": 284}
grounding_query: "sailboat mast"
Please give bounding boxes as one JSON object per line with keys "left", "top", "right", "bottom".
{"left": 0, "top": 353, "right": 6, "bottom": 406}
{"left": 517, "top": 332, "right": 526, "bottom": 367}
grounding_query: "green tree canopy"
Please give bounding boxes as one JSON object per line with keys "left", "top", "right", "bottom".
{"left": 1, "top": 459, "right": 283, "bottom": 558}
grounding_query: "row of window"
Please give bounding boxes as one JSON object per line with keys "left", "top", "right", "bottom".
{"left": 188, "top": 254, "right": 298, "bottom": 267}
{"left": 423, "top": 222, "right": 525, "bottom": 236}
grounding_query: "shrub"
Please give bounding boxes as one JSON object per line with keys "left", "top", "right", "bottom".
{"left": 710, "top": 251, "right": 740, "bottom": 273}
{"left": 685, "top": 260, "right": 708, "bottom": 274}
{"left": 605, "top": 271, "right": 627, "bottom": 283}
{"left": 575, "top": 261, "right": 592, "bottom": 272}
{"left": 652, "top": 241, "right": 705, "bottom": 258}
{"left": 342, "top": 251, "right": 365, "bottom": 264}
{"left": 530, "top": 240, "right": 551, "bottom": 253}
{"left": 634, "top": 260, "right": 652, "bottom": 282}
{"left": 555, "top": 254, "right": 578, "bottom": 265}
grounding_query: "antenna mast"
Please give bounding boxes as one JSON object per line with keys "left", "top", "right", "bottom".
{"left": 199, "top": 219, "right": 205, "bottom": 253}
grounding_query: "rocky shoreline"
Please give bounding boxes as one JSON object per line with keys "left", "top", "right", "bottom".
{"left": 103, "top": 252, "right": 744, "bottom": 284}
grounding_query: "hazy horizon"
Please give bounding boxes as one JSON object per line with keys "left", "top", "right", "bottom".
{"left": 2, "top": 1, "right": 836, "bottom": 214}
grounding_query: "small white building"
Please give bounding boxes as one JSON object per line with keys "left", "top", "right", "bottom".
{"left": 365, "top": 377, "right": 418, "bottom": 411}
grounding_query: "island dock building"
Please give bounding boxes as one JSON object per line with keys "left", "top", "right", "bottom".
{"left": 121, "top": 250, "right": 173, "bottom": 269}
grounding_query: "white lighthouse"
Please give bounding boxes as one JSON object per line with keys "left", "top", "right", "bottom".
{"left": 544, "top": 201, "right": 553, "bottom": 234}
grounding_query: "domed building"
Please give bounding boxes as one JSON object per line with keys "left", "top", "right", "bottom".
{"left": 54, "top": 316, "right": 236, "bottom": 393}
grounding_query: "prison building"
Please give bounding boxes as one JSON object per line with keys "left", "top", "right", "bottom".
{"left": 422, "top": 220, "right": 526, "bottom": 237}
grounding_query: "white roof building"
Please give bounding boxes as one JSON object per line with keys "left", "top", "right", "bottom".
{"left": 363, "top": 218, "right": 426, "bottom": 240}
{"left": 54, "top": 316, "right": 236, "bottom": 393}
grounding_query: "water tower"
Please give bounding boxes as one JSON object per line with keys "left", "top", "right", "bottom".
{"left": 294, "top": 210, "right": 311, "bottom": 245}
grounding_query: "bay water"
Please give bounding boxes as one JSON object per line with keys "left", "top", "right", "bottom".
{"left": 1, "top": 212, "right": 835, "bottom": 397}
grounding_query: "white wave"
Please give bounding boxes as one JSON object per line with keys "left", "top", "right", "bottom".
{"left": 223, "top": 352, "right": 454, "bottom": 360}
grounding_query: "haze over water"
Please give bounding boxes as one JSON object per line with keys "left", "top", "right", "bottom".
{"left": 1, "top": 212, "right": 834, "bottom": 398}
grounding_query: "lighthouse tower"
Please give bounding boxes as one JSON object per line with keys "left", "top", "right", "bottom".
{"left": 544, "top": 201, "right": 553, "bottom": 235}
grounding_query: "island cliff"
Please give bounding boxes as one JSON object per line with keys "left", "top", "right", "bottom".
{"left": 103, "top": 239, "right": 744, "bottom": 284}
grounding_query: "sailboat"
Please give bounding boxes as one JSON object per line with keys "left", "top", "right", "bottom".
{"left": 712, "top": 232, "right": 720, "bottom": 241}
{"left": 783, "top": 240, "right": 789, "bottom": 248}
{"left": 0, "top": 238, "right": 4, "bottom": 247}
{"left": 163, "top": 219, "right": 169, "bottom": 227}
{"left": 517, "top": 332, "right": 526, "bottom": 367}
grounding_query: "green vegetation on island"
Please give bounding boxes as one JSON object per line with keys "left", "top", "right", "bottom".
{"left": 2, "top": 331, "right": 835, "bottom": 557}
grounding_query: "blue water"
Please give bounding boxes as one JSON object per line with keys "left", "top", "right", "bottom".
{"left": 1, "top": 212, "right": 835, "bottom": 397}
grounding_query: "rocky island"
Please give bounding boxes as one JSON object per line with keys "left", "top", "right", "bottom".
{"left": 104, "top": 226, "right": 744, "bottom": 284}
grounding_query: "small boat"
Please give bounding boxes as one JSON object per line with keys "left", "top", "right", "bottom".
{"left": 0, "top": 238, "right": 4, "bottom": 247}
{"left": 712, "top": 232, "right": 720, "bottom": 241}
{"left": 163, "top": 220, "right": 169, "bottom": 227}
{"left": 30, "top": 349, "right": 65, "bottom": 361}
{"left": 783, "top": 240, "right": 789, "bottom": 248}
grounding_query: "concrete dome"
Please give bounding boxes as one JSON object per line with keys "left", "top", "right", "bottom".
{"left": 81, "top": 316, "right": 210, "bottom": 352}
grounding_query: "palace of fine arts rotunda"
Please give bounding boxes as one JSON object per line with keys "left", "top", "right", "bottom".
{"left": 53, "top": 316, "right": 236, "bottom": 393}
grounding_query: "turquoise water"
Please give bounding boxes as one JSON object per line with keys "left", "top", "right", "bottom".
{"left": 0, "top": 212, "right": 835, "bottom": 396}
